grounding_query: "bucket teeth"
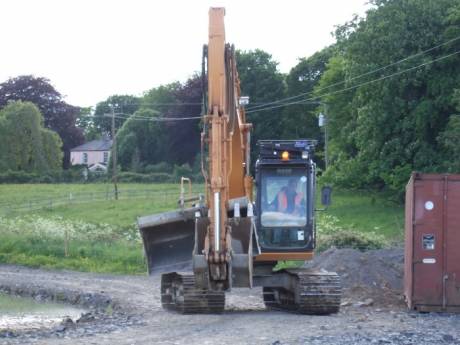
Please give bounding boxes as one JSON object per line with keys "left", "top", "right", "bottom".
{"left": 161, "top": 272, "right": 225, "bottom": 314}
{"left": 263, "top": 269, "right": 341, "bottom": 315}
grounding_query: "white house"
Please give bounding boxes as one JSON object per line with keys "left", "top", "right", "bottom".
{"left": 70, "top": 138, "right": 112, "bottom": 172}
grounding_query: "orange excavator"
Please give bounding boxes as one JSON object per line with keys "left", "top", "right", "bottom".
{"left": 138, "top": 7, "right": 341, "bottom": 314}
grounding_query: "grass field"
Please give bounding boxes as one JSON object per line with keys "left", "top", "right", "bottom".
{"left": 326, "top": 189, "right": 403, "bottom": 239}
{"left": 0, "top": 183, "right": 404, "bottom": 274}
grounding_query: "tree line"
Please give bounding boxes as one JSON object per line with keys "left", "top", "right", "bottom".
{"left": 316, "top": 0, "right": 460, "bottom": 198}
{"left": 1, "top": 0, "right": 459, "bottom": 198}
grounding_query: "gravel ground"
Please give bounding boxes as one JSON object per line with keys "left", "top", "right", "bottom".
{"left": 0, "top": 248, "right": 459, "bottom": 345}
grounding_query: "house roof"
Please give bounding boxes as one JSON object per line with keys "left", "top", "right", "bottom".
{"left": 71, "top": 139, "right": 112, "bottom": 152}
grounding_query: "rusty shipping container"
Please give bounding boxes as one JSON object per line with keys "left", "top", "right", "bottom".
{"left": 404, "top": 173, "right": 460, "bottom": 312}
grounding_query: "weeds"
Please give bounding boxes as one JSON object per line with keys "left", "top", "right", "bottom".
{"left": 316, "top": 214, "right": 387, "bottom": 251}
{"left": 0, "top": 216, "right": 145, "bottom": 274}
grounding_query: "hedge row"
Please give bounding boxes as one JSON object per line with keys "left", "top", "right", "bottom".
{"left": 0, "top": 169, "right": 204, "bottom": 184}
{"left": 0, "top": 170, "right": 98, "bottom": 183}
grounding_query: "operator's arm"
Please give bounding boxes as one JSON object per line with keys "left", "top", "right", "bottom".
{"left": 277, "top": 190, "right": 287, "bottom": 213}
{"left": 293, "top": 192, "right": 304, "bottom": 215}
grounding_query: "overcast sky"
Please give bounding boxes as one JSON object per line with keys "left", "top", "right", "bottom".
{"left": 0, "top": 0, "right": 370, "bottom": 107}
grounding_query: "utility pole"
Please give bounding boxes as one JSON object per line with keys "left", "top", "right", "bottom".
{"left": 106, "top": 104, "right": 119, "bottom": 200}
{"left": 318, "top": 103, "right": 329, "bottom": 171}
{"left": 324, "top": 104, "right": 329, "bottom": 171}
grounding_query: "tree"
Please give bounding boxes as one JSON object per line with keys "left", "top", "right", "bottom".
{"left": 115, "top": 76, "right": 203, "bottom": 170}
{"left": 438, "top": 89, "right": 460, "bottom": 172}
{"left": 41, "top": 128, "right": 64, "bottom": 170}
{"left": 163, "top": 75, "right": 202, "bottom": 164}
{"left": 236, "top": 50, "right": 286, "bottom": 165}
{"left": 76, "top": 106, "right": 100, "bottom": 141}
{"left": 282, "top": 46, "right": 335, "bottom": 141}
{"left": 317, "top": 0, "right": 460, "bottom": 196}
{"left": 116, "top": 108, "right": 166, "bottom": 170}
{"left": 0, "top": 101, "right": 63, "bottom": 172}
{"left": 0, "top": 75, "right": 83, "bottom": 168}
{"left": 93, "top": 95, "right": 141, "bottom": 136}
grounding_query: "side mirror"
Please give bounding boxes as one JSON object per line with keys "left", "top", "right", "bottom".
{"left": 321, "top": 186, "right": 332, "bottom": 206}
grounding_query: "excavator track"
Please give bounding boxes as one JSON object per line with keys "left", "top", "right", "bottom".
{"left": 263, "top": 269, "right": 341, "bottom": 315}
{"left": 161, "top": 272, "right": 225, "bottom": 314}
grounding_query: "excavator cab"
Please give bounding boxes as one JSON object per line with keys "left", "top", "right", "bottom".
{"left": 255, "top": 140, "right": 317, "bottom": 253}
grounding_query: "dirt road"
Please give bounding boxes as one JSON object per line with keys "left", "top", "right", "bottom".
{"left": 1, "top": 249, "right": 459, "bottom": 345}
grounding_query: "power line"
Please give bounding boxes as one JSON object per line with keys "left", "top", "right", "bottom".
{"left": 246, "top": 48, "right": 460, "bottom": 114}
{"left": 245, "top": 34, "right": 460, "bottom": 112}
{"left": 121, "top": 102, "right": 203, "bottom": 106}
{"left": 78, "top": 38, "right": 460, "bottom": 120}
{"left": 85, "top": 44, "right": 459, "bottom": 122}
{"left": 99, "top": 113, "right": 202, "bottom": 122}
{"left": 77, "top": 99, "right": 320, "bottom": 120}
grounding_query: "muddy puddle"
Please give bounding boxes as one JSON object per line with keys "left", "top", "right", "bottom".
{"left": 0, "top": 293, "right": 85, "bottom": 331}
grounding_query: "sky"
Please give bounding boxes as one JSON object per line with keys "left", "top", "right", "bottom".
{"left": 0, "top": 0, "right": 370, "bottom": 108}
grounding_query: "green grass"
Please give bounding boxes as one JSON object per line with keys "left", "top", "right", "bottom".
{"left": 0, "top": 183, "right": 404, "bottom": 274}
{"left": 0, "top": 183, "right": 184, "bottom": 202}
{"left": 0, "top": 182, "right": 203, "bottom": 227}
{"left": 33, "top": 198, "right": 177, "bottom": 227}
{"left": 323, "top": 189, "right": 404, "bottom": 240}
{"left": 0, "top": 234, "right": 146, "bottom": 274}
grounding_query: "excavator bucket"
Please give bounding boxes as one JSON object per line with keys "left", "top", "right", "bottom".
{"left": 138, "top": 206, "right": 203, "bottom": 275}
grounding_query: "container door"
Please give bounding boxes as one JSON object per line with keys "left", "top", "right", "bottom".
{"left": 446, "top": 178, "right": 460, "bottom": 306}
{"left": 412, "top": 179, "right": 444, "bottom": 306}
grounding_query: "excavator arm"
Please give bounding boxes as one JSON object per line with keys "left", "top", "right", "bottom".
{"left": 201, "top": 7, "right": 253, "bottom": 288}
{"left": 138, "top": 8, "right": 253, "bottom": 291}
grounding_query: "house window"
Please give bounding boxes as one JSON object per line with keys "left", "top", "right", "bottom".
{"left": 83, "top": 152, "right": 88, "bottom": 164}
{"left": 103, "top": 151, "right": 109, "bottom": 163}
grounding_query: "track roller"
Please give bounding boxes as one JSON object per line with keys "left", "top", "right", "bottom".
{"left": 263, "top": 269, "right": 341, "bottom": 315}
{"left": 161, "top": 272, "right": 225, "bottom": 314}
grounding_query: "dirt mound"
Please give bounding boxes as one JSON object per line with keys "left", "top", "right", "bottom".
{"left": 309, "top": 247, "right": 405, "bottom": 306}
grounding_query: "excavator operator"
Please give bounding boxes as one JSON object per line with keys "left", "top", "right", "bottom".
{"left": 276, "top": 178, "right": 304, "bottom": 215}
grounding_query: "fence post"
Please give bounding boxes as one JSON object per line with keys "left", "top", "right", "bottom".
{"left": 64, "top": 229, "right": 69, "bottom": 257}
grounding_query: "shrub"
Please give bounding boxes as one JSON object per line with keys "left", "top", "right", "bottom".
{"left": 172, "top": 164, "right": 193, "bottom": 181}
{"left": 149, "top": 173, "right": 173, "bottom": 183}
{"left": 142, "top": 162, "right": 173, "bottom": 174}
{"left": 316, "top": 214, "right": 386, "bottom": 251}
{"left": 0, "top": 168, "right": 112, "bottom": 184}
{"left": 0, "top": 215, "right": 140, "bottom": 244}
{"left": 0, "top": 170, "right": 39, "bottom": 183}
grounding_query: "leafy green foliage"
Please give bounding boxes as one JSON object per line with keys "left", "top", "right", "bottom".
{"left": 316, "top": 214, "right": 387, "bottom": 251}
{"left": 438, "top": 89, "right": 460, "bottom": 172}
{"left": 0, "top": 101, "right": 63, "bottom": 173}
{"left": 0, "top": 76, "right": 84, "bottom": 168}
{"left": 116, "top": 108, "right": 165, "bottom": 170}
{"left": 236, "top": 50, "right": 286, "bottom": 138}
{"left": 93, "top": 95, "right": 141, "bottom": 136}
{"left": 318, "top": 0, "right": 460, "bottom": 198}
{"left": 115, "top": 76, "right": 202, "bottom": 171}
{"left": 282, "top": 47, "right": 335, "bottom": 144}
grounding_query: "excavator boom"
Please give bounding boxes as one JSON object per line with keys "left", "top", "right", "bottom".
{"left": 139, "top": 7, "right": 253, "bottom": 290}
